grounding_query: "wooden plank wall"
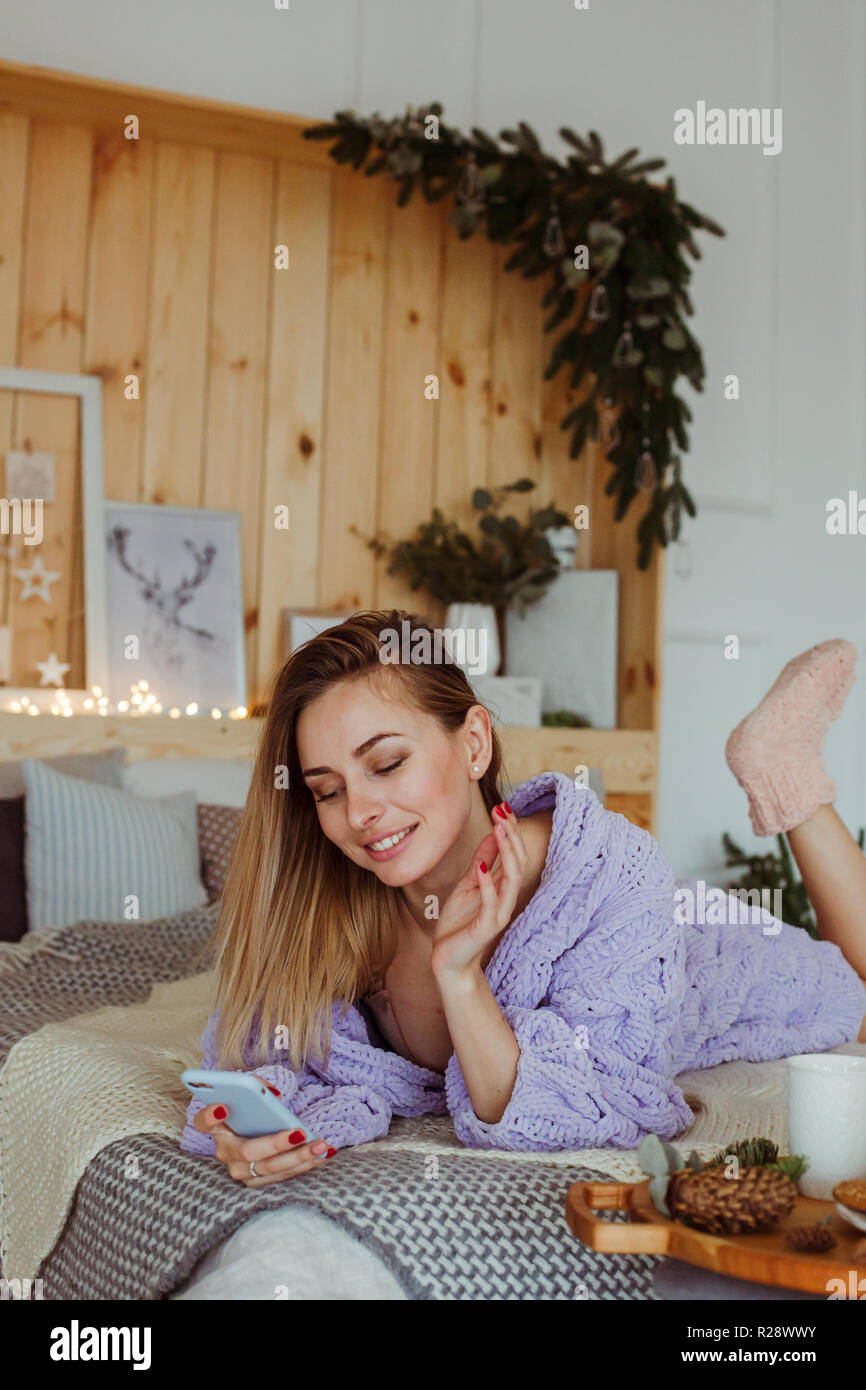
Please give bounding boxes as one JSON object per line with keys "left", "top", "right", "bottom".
{"left": 0, "top": 62, "right": 662, "bottom": 797}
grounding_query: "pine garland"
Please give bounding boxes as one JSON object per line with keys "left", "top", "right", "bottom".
{"left": 303, "top": 104, "right": 725, "bottom": 569}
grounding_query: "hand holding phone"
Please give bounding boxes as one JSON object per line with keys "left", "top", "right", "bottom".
{"left": 182, "top": 1069, "right": 318, "bottom": 1139}
{"left": 183, "top": 1069, "right": 336, "bottom": 1187}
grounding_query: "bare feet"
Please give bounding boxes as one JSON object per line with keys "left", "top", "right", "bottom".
{"left": 725, "top": 638, "right": 857, "bottom": 836}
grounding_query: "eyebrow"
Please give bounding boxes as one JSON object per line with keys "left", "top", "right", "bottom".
{"left": 301, "top": 732, "right": 405, "bottom": 778}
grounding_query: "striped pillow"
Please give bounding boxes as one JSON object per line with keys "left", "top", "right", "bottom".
{"left": 22, "top": 757, "right": 208, "bottom": 929}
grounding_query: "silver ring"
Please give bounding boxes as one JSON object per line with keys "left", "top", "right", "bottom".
{"left": 249, "top": 1159, "right": 259, "bottom": 1179}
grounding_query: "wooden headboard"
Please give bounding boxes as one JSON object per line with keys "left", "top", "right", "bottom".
{"left": 0, "top": 712, "right": 656, "bottom": 831}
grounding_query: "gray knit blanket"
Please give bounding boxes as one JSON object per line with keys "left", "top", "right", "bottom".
{"left": 0, "top": 906, "right": 660, "bottom": 1301}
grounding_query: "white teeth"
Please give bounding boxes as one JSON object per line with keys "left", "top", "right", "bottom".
{"left": 369, "top": 825, "right": 414, "bottom": 852}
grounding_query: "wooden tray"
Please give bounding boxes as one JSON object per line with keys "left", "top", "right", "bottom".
{"left": 566, "top": 1179, "right": 866, "bottom": 1295}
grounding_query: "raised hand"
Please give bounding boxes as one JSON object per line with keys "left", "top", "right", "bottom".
{"left": 431, "top": 802, "right": 528, "bottom": 983}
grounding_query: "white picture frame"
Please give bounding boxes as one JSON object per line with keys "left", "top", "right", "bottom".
{"left": 0, "top": 366, "right": 107, "bottom": 701}
{"left": 281, "top": 606, "right": 356, "bottom": 661}
{"left": 103, "top": 502, "right": 246, "bottom": 712}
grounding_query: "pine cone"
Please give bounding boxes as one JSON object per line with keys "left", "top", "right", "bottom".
{"left": 706, "top": 1136, "right": 780, "bottom": 1170}
{"left": 783, "top": 1224, "right": 837, "bottom": 1253}
{"left": 667, "top": 1165, "right": 797, "bottom": 1235}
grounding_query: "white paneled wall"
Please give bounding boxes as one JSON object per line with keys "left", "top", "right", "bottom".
{"left": 3, "top": 0, "right": 864, "bottom": 882}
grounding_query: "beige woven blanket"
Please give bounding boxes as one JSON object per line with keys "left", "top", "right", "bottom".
{"left": 2, "top": 957, "right": 861, "bottom": 1283}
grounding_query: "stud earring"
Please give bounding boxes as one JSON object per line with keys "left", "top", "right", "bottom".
{"left": 473, "top": 764, "right": 480, "bottom": 774}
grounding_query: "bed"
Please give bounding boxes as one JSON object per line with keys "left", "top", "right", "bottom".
{"left": 0, "top": 727, "right": 857, "bottom": 1302}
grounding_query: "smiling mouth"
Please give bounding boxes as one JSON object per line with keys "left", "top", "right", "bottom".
{"left": 364, "top": 822, "right": 419, "bottom": 857}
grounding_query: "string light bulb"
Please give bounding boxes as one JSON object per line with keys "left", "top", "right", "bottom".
{"left": 4, "top": 679, "right": 250, "bottom": 720}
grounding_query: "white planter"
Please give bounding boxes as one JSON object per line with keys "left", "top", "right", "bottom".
{"left": 444, "top": 603, "right": 500, "bottom": 677}
{"left": 544, "top": 524, "right": 579, "bottom": 568}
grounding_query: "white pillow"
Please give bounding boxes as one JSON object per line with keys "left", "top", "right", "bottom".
{"left": 122, "top": 758, "right": 254, "bottom": 808}
{"left": 22, "top": 757, "right": 208, "bottom": 929}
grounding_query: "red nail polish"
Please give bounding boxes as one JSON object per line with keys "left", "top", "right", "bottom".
{"left": 264, "top": 1082, "right": 281, "bottom": 1097}
{"left": 504, "top": 801, "right": 512, "bottom": 814}
{"left": 479, "top": 861, "right": 488, "bottom": 873}
{"left": 287, "top": 1129, "right": 306, "bottom": 1145}
{"left": 494, "top": 804, "right": 506, "bottom": 819}
{"left": 326, "top": 1147, "right": 337, "bottom": 1158}
{"left": 213, "top": 1105, "right": 228, "bottom": 1120}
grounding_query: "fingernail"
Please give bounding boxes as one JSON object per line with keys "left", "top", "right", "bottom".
{"left": 287, "top": 1129, "right": 306, "bottom": 1145}
{"left": 311, "top": 1139, "right": 327, "bottom": 1155}
{"left": 326, "top": 1146, "right": 337, "bottom": 1158}
{"left": 493, "top": 804, "right": 506, "bottom": 819}
{"left": 264, "top": 1082, "right": 281, "bottom": 1097}
{"left": 213, "top": 1105, "right": 228, "bottom": 1120}
{"left": 479, "top": 861, "right": 488, "bottom": 873}
{"left": 503, "top": 801, "right": 512, "bottom": 814}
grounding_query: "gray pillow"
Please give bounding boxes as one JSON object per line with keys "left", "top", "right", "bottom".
{"left": 22, "top": 757, "right": 207, "bottom": 929}
{"left": 0, "top": 745, "right": 125, "bottom": 799}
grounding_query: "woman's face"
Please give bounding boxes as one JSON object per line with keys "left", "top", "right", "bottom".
{"left": 296, "top": 673, "right": 485, "bottom": 886}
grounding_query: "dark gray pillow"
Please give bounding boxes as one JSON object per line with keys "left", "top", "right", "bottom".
{"left": 0, "top": 745, "right": 126, "bottom": 799}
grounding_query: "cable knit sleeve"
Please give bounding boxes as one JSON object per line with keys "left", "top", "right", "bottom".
{"left": 180, "top": 998, "right": 445, "bottom": 1156}
{"left": 445, "top": 815, "right": 695, "bottom": 1152}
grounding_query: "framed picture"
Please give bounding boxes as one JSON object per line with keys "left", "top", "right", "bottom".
{"left": 104, "top": 502, "right": 245, "bottom": 712}
{"left": 504, "top": 570, "right": 619, "bottom": 728}
{"left": 281, "top": 606, "right": 355, "bottom": 661}
{"left": 0, "top": 366, "right": 107, "bottom": 696}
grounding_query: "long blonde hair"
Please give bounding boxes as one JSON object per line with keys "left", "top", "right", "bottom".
{"left": 209, "top": 609, "right": 505, "bottom": 1072}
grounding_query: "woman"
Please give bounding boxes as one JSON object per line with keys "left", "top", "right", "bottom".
{"left": 180, "top": 615, "right": 866, "bottom": 1185}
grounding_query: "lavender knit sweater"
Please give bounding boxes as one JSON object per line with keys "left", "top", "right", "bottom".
{"left": 180, "top": 771, "right": 866, "bottom": 1155}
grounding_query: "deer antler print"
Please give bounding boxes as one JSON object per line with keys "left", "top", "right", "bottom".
{"left": 108, "top": 527, "right": 217, "bottom": 642}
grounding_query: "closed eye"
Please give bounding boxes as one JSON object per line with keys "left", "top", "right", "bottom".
{"left": 314, "top": 758, "right": 406, "bottom": 804}
{"left": 381, "top": 759, "right": 405, "bottom": 774}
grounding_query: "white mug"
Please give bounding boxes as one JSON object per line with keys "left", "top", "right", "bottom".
{"left": 787, "top": 1053, "right": 866, "bottom": 1200}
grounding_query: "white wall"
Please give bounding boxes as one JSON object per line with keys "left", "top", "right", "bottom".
{"left": 3, "top": 0, "right": 864, "bottom": 882}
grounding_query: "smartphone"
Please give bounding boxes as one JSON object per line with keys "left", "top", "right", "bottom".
{"left": 181, "top": 1069, "right": 319, "bottom": 1141}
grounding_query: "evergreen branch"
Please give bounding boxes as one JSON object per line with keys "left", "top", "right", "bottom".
{"left": 303, "top": 105, "right": 727, "bottom": 568}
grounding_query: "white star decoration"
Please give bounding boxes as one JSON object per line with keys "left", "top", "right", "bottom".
{"left": 35, "top": 651, "right": 71, "bottom": 687}
{"left": 14, "top": 554, "right": 61, "bottom": 602}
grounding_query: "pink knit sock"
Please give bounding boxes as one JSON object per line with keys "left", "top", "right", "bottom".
{"left": 725, "top": 638, "right": 858, "bottom": 836}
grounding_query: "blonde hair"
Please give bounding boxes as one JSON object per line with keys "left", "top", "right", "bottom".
{"left": 208, "top": 609, "right": 505, "bottom": 1072}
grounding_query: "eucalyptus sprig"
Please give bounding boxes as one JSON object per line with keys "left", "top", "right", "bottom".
{"left": 304, "top": 104, "right": 723, "bottom": 568}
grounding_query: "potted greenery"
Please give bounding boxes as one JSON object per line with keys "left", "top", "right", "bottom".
{"left": 352, "top": 479, "right": 570, "bottom": 674}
